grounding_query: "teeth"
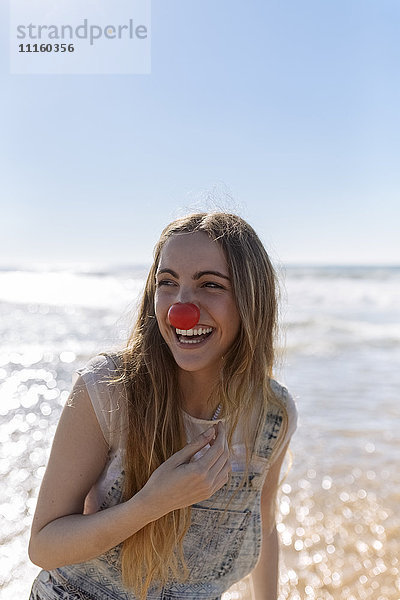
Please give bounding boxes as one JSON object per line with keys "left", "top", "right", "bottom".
{"left": 176, "top": 327, "right": 213, "bottom": 336}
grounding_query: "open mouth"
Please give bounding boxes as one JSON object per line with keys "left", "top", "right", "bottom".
{"left": 174, "top": 326, "right": 214, "bottom": 345}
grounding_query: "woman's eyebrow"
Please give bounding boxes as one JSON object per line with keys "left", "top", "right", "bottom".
{"left": 193, "top": 270, "right": 230, "bottom": 281}
{"left": 156, "top": 268, "right": 230, "bottom": 281}
{"left": 156, "top": 268, "right": 179, "bottom": 278}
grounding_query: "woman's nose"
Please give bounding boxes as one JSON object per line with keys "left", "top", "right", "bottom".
{"left": 174, "top": 286, "right": 196, "bottom": 305}
{"left": 168, "top": 302, "right": 200, "bottom": 330}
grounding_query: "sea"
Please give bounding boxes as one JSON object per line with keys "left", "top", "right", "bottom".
{"left": 0, "top": 264, "right": 399, "bottom": 600}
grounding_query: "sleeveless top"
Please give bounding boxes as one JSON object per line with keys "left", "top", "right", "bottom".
{"left": 29, "top": 354, "right": 298, "bottom": 600}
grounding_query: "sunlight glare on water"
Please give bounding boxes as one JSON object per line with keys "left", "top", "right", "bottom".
{"left": 1, "top": 265, "right": 399, "bottom": 599}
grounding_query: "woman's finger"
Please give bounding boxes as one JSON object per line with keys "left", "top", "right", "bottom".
{"left": 169, "top": 426, "right": 216, "bottom": 466}
{"left": 195, "top": 421, "right": 226, "bottom": 469}
{"left": 208, "top": 449, "right": 230, "bottom": 484}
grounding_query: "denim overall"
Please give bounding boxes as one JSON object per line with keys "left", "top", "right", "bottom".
{"left": 29, "top": 379, "right": 292, "bottom": 600}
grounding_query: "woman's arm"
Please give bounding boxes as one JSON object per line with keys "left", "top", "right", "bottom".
{"left": 250, "top": 442, "right": 289, "bottom": 600}
{"left": 250, "top": 524, "right": 279, "bottom": 599}
{"left": 28, "top": 377, "right": 160, "bottom": 570}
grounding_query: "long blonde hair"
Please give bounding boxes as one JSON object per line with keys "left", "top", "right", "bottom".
{"left": 105, "top": 212, "right": 288, "bottom": 598}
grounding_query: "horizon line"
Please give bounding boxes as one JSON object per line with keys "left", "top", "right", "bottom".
{"left": 0, "top": 261, "right": 399, "bottom": 270}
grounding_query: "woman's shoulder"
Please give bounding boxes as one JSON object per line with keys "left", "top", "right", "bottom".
{"left": 73, "top": 351, "right": 127, "bottom": 450}
{"left": 268, "top": 378, "right": 296, "bottom": 410}
{"left": 75, "top": 352, "right": 123, "bottom": 379}
{"left": 267, "top": 377, "right": 298, "bottom": 436}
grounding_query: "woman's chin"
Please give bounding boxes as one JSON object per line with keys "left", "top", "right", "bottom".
{"left": 171, "top": 352, "right": 222, "bottom": 376}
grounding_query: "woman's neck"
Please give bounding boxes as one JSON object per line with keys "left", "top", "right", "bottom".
{"left": 178, "top": 369, "right": 220, "bottom": 420}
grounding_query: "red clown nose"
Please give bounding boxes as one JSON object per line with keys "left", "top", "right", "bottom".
{"left": 168, "top": 303, "right": 200, "bottom": 330}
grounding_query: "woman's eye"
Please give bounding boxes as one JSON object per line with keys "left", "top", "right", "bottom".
{"left": 203, "top": 282, "right": 223, "bottom": 289}
{"left": 156, "top": 280, "right": 174, "bottom": 287}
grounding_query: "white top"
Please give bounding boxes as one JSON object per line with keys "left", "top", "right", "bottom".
{"left": 73, "top": 354, "right": 298, "bottom": 514}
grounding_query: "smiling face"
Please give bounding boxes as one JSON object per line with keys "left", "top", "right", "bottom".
{"left": 154, "top": 231, "right": 241, "bottom": 380}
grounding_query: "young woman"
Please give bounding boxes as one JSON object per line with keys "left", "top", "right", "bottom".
{"left": 28, "top": 212, "right": 298, "bottom": 600}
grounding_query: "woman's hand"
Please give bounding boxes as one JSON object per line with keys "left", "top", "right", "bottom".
{"left": 138, "top": 421, "right": 231, "bottom": 517}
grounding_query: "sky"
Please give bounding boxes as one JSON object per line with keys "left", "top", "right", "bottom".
{"left": 1, "top": 0, "right": 399, "bottom": 267}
